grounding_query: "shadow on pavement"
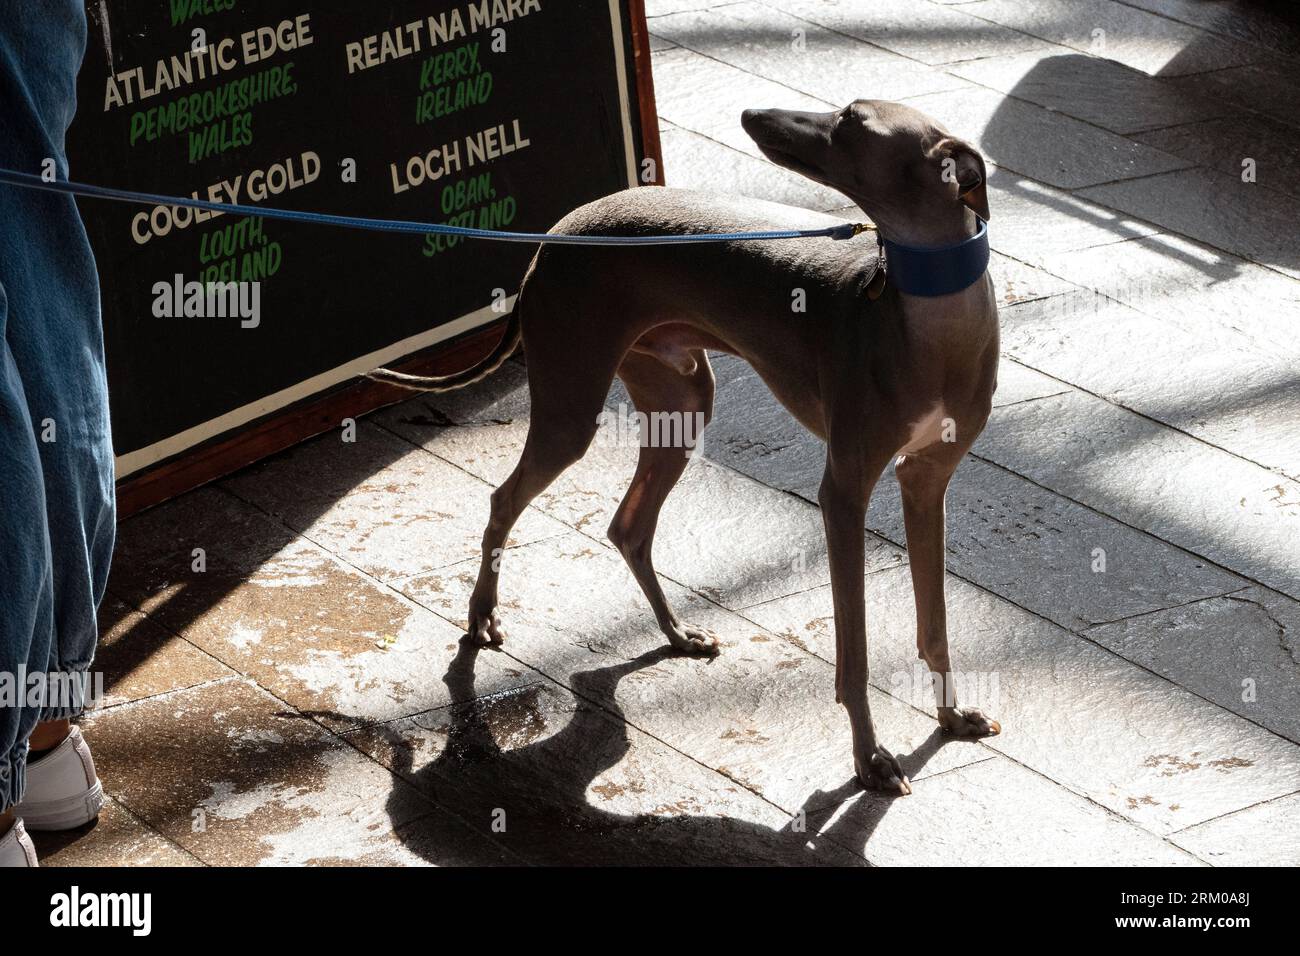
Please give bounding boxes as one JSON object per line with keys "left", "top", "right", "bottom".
{"left": 379, "top": 639, "right": 952, "bottom": 866}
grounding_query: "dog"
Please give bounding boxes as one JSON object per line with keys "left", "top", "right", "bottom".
{"left": 369, "top": 101, "right": 1001, "bottom": 794}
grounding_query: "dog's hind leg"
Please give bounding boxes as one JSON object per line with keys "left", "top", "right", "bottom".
{"left": 465, "top": 292, "right": 630, "bottom": 646}
{"left": 606, "top": 349, "right": 719, "bottom": 656}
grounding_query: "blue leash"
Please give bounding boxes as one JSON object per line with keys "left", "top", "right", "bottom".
{"left": 0, "top": 167, "right": 872, "bottom": 245}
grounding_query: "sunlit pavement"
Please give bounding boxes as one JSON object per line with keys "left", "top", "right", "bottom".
{"left": 46, "top": 0, "right": 1300, "bottom": 865}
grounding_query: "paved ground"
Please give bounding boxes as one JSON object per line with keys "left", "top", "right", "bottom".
{"left": 40, "top": 0, "right": 1300, "bottom": 865}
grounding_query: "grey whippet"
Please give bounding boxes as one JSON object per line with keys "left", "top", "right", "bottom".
{"left": 371, "top": 100, "right": 1001, "bottom": 794}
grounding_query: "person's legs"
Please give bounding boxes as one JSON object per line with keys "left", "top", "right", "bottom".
{"left": 0, "top": 0, "right": 113, "bottom": 838}
{"left": 0, "top": 285, "right": 57, "bottom": 827}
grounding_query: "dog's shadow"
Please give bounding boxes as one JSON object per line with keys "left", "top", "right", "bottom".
{"left": 370, "top": 639, "right": 944, "bottom": 866}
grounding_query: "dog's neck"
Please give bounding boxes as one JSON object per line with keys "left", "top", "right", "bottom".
{"left": 869, "top": 206, "right": 981, "bottom": 248}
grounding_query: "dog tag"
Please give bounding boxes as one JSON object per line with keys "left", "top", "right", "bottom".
{"left": 866, "top": 264, "right": 886, "bottom": 300}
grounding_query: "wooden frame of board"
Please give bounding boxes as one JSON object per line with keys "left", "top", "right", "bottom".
{"left": 109, "top": 0, "right": 664, "bottom": 518}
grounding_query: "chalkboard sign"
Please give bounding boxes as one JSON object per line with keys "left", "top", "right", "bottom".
{"left": 67, "top": 0, "right": 660, "bottom": 513}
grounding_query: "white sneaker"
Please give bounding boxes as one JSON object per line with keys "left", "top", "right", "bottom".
{"left": 14, "top": 726, "right": 104, "bottom": 830}
{"left": 0, "top": 818, "right": 38, "bottom": 867}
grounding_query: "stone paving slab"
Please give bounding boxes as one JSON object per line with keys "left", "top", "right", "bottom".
{"left": 990, "top": 358, "right": 1072, "bottom": 406}
{"left": 1118, "top": 0, "right": 1300, "bottom": 59}
{"left": 960, "top": 0, "right": 1261, "bottom": 76}
{"left": 706, "top": 353, "right": 826, "bottom": 497}
{"left": 110, "top": 486, "right": 537, "bottom": 731}
{"left": 1165, "top": 64, "right": 1300, "bottom": 130}
{"left": 30, "top": 799, "right": 198, "bottom": 867}
{"left": 1037, "top": 232, "right": 1300, "bottom": 363}
{"left": 660, "top": 122, "right": 851, "bottom": 210}
{"left": 178, "top": 539, "right": 538, "bottom": 732}
{"left": 220, "top": 419, "right": 478, "bottom": 521}
{"left": 1086, "top": 587, "right": 1300, "bottom": 744}
{"left": 653, "top": 457, "right": 906, "bottom": 609}
{"left": 999, "top": 293, "right": 1300, "bottom": 480}
{"left": 948, "top": 49, "right": 1228, "bottom": 134}
{"left": 810, "top": 757, "right": 1200, "bottom": 866}
{"left": 977, "top": 391, "right": 1300, "bottom": 600}
{"left": 651, "top": 3, "right": 972, "bottom": 106}
{"left": 766, "top": 0, "right": 1051, "bottom": 65}
{"left": 1079, "top": 168, "right": 1300, "bottom": 280}
{"left": 95, "top": 597, "right": 234, "bottom": 709}
{"left": 1170, "top": 792, "right": 1300, "bottom": 867}
{"left": 651, "top": 46, "right": 834, "bottom": 161}
{"left": 744, "top": 566, "right": 1300, "bottom": 836}
{"left": 1134, "top": 113, "right": 1300, "bottom": 201}
{"left": 81, "top": 678, "right": 512, "bottom": 865}
{"left": 109, "top": 485, "right": 296, "bottom": 616}
{"left": 398, "top": 532, "right": 993, "bottom": 814}
{"left": 987, "top": 250, "right": 1079, "bottom": 307}
{"left": 902, "top": 86, "right": 1190, "bottom": 189}
{"left": 222, "top": 421, "right": 567, "bottom": 582}
{"left": 866, "top": 455, "right": 1246, "bottom": 632}
{"left": 347, "top": 673, "right": 865, "bottom": 865}
{"left": 647, "top": 32, "right": 678, "bottom": 53}
{"left": 983, "top": 167, "right": 1163, "bottom": 266}
{"left": 646, "top": 0, "right": 737, "bottom": 16}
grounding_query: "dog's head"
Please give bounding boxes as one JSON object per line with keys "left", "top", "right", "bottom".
{"left": 741, "top": 100, "right": 988, "bottom": 245}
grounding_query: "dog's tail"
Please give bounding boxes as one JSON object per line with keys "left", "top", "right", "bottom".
{"left": 363, "top": 307, "right": 522, "bottom": 393}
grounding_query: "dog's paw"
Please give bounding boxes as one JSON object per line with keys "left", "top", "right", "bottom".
{"left": 466, "top": 609, "right": 507, "bottom": 646}
{"left": 855, "top": 744, "right": 912, "bottom": 795}
{"left": 667, "top": 624, "right": 721, "bottom": 657}
{"left": 938, "top": 706, "right": 1000, "bottom": 737}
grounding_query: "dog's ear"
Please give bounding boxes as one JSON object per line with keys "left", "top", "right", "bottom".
{"left": 940, "top": 139, "right": 989, "bottom": 221}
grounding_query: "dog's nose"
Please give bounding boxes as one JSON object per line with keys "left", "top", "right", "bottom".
{"left": 741, "top": 108, "right": 781, "bottom": 141}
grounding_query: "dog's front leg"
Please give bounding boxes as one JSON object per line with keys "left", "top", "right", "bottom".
{"left": 897, "top": 445, "right": 1001, "bottom": 738}
{"left": 819, "top": 453, "right": 911, "bottom": 795}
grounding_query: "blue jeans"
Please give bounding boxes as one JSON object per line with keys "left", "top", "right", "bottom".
{"left": 0, "top": 1, "right": 115, "bottom": 812}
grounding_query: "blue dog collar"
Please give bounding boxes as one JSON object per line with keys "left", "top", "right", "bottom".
{"left": 879, "top": 218, "right": 989, "bottom": 297}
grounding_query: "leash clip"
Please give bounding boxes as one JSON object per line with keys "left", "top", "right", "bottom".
{"left": 829, "top": 221, "right": 877, "bottom": 240}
